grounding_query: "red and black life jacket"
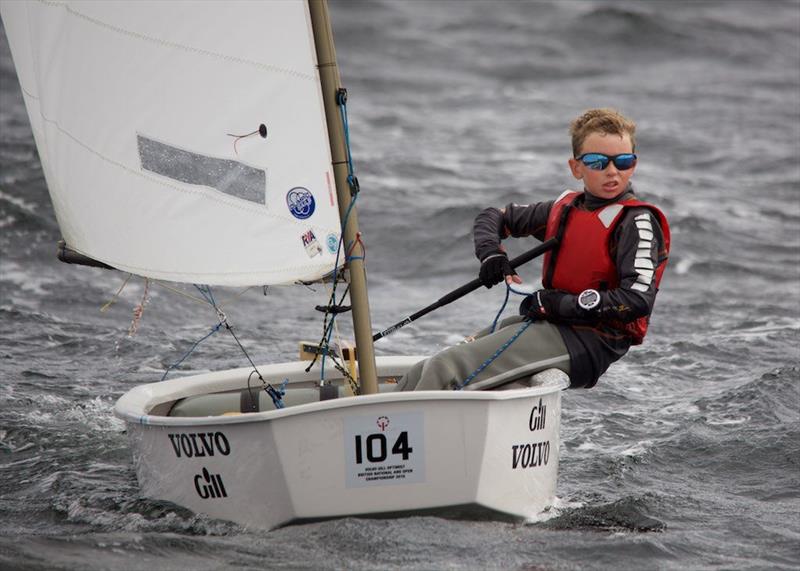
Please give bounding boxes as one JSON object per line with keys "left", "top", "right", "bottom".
{"left": 542, "top": 190, "right": 671, "bottom": 344}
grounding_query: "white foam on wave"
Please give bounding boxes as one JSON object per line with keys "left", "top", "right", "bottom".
{"left": 524, "top": 495, "right": 584, "bottom": 524}
{"left": 0, "top": 259, "right": 60, "bottom": 298}
{"left": 0, "top": 188, "right": 38, "bottom": 213}
{"left": 705, "top": 416, "right": 750, "bottom": 426}
{"left": 674, "top": 255, "right": 695, "bottom": 275}
{"left": 20, "top": 394, "right": 125, "bottom": 433}
{"left": 60, "top": 396, "right": 126, "bottom": 433}
{"left": 711, "top": 318, "right": 800, "bottom": 341}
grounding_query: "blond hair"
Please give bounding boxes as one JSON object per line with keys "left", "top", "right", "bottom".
{"left": 570, "top": 108, "right": 636, "bottom": 157}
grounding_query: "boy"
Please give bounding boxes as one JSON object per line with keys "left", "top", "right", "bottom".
{"left": 399, "top": 108, "right": 670, "bottom": 391}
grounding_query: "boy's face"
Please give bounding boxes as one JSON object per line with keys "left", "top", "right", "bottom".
{"left": 568, "top": 132, "right": 636, "bottom": 199}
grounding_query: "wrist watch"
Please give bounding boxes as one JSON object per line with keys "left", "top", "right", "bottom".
{"left": 577, "top": 289, "right": 601, "bottom": 311}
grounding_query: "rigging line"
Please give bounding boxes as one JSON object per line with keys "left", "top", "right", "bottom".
{"left": 315, "top": 196, "right": 358, "bottom": 380}
{"left": 153, "top": 281, "right": 255, "bottom": 310}
{"left": 161, "top": 322, "right": 224, "bottom": 381}
{"left": 194, "top": 284, "right": 217, "bottom": 306}
{"left": 331, "top": 294, "right": 359, "bottom": 395}
{"left": 216, "top": 286, "right": 256, "bottom": 308}
{"left": 304, "top": 282, "right": 351, "bottom": 373}
{"left": 224, "top": 321, "right": 260, "bottom": 376}
{"left": 100, "top": 273, "right": 133, "bottom": 312}
{"left": 224, "top": 320, "right": 286, "bottom": 409}
{"left": 152, "top": 280, "right": 212, "bottom": 306}
{"left": 247, "top": 370, "right": 286, "bottom": 410}
{"left": 310, "top": 89, "right": 361, "bottom": 382}
{"left": 189, "top": 284, "right": 254, "bottom": 375}
{"left": 337, "top": 89, "right": 355, "bottom": 176}
{"left": 320, "top": 280, "right": 353, "bottom": 380}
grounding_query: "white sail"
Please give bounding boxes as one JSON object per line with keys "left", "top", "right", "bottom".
{"left": 1, "top": 0, "right": 342, "bottom": 286}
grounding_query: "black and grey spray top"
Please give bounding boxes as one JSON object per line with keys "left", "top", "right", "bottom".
{"left": 473, "top": 187, "right": 668, "bottom": 387}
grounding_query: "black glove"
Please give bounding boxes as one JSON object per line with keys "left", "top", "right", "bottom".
{"left": 521, "top": 289, "right": 603, "bottom": 323}
{"left": 479, "top": 253, "right": 517, "bottom": 288}
{"left": 520, "top": 289, "right": 569, "bottom": 321}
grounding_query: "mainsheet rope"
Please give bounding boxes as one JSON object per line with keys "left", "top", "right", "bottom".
{"left": 455, "top": 284, "right": 533, "bottom": 390}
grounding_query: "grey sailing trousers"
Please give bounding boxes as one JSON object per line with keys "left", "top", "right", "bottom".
{"left": 398, "top": 316, "right": 571, "bottom": 391}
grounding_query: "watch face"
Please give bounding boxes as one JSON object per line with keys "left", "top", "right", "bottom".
{"left": 578, "top": 289, "right": 600, "bottom": 310}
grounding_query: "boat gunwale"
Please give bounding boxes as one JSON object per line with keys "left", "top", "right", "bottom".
{"left": 114, "top": 357, "right": 569, "bottom": 427}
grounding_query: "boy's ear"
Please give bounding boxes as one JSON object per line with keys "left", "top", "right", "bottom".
{"left": 568, "top": 158, "right": 583, "bottom": 180}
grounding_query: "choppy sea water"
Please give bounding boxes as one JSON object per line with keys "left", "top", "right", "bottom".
{"left": 1, "top": 1, "right": 799, "bottom": 570}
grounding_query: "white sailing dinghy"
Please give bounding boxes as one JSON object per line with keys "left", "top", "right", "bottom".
{"left": 2, "top": 0, "right": 569, "bottom": 530}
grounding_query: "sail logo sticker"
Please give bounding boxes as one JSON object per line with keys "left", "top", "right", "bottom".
{"left": 287, "top": 187, "right": 315, "bottom": 219}
{"left": 301, "top": 229, "right": 322, "bottom": 258}
{"left": 326, "top": 233, "right": 339, "bottom": 254}
{"left": 344, "top": 411, "right": 425, "bottom": 488}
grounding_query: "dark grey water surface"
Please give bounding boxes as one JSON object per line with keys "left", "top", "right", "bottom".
{"left": 1, "top": 1, "right": 799, "bottom": 570}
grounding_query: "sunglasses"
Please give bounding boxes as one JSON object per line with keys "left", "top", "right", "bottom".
{"left": 576, "top": 153, "right": 637, "bottom": 171}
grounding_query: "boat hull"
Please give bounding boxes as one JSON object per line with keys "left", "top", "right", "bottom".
{"left": 116, "top": 357, "right": 568, "bottom": 530}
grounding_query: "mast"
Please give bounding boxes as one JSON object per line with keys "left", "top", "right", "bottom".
{"left": 308, "top": 0, "right": 379, "bottom": 395}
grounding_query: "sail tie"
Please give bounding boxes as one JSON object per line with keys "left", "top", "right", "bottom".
{"left": 128, "top": 278, "right": 151, "bottom": 336}
{"left": 345, "top": 231, "right": 366, "bottom": 263}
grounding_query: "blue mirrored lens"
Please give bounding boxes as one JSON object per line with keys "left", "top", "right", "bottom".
{"left": 578, "top": 153, "right": 637, "bottom": 170}
{"left": 580, "top": 153, "right": 609, "bottom": 170}
{"left": 613, "top": 154, "right": 637, "bottom": 170}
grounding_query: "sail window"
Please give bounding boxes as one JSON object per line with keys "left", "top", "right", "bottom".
{"left": 138, "top": 135, "right": 266, "bottom": 204}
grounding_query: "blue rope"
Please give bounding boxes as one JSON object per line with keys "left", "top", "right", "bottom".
{"left": 455, "top": 320, "right": 532, "bottom": 390}
{"left": 194, "top": 284, "right": 216, "bottom": 306}
{"left": 489, "top": 283, "right": 533, "bottom": 333}
{"left": 268, "top": 378, "right": 290, "bottom": 409}
{"left": 320, "top": 195, "right": 357, "bottom": 382}
{"left": 337, "top": 89, "right": 357, "bottom": 192}
{"left": 489, "top": 286, "right": 511, "bottom": 333}
{"left": 161, "top": 322, "right": 224, "bottom": 381}
{"left": 319, "top": 90, "right": 361, "bottom": 383}
{"left": 455, "top": 283, "right": 535, "bottom": 390}
{"left": 167, "top": 284, "right": 285, "bottom": 410}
